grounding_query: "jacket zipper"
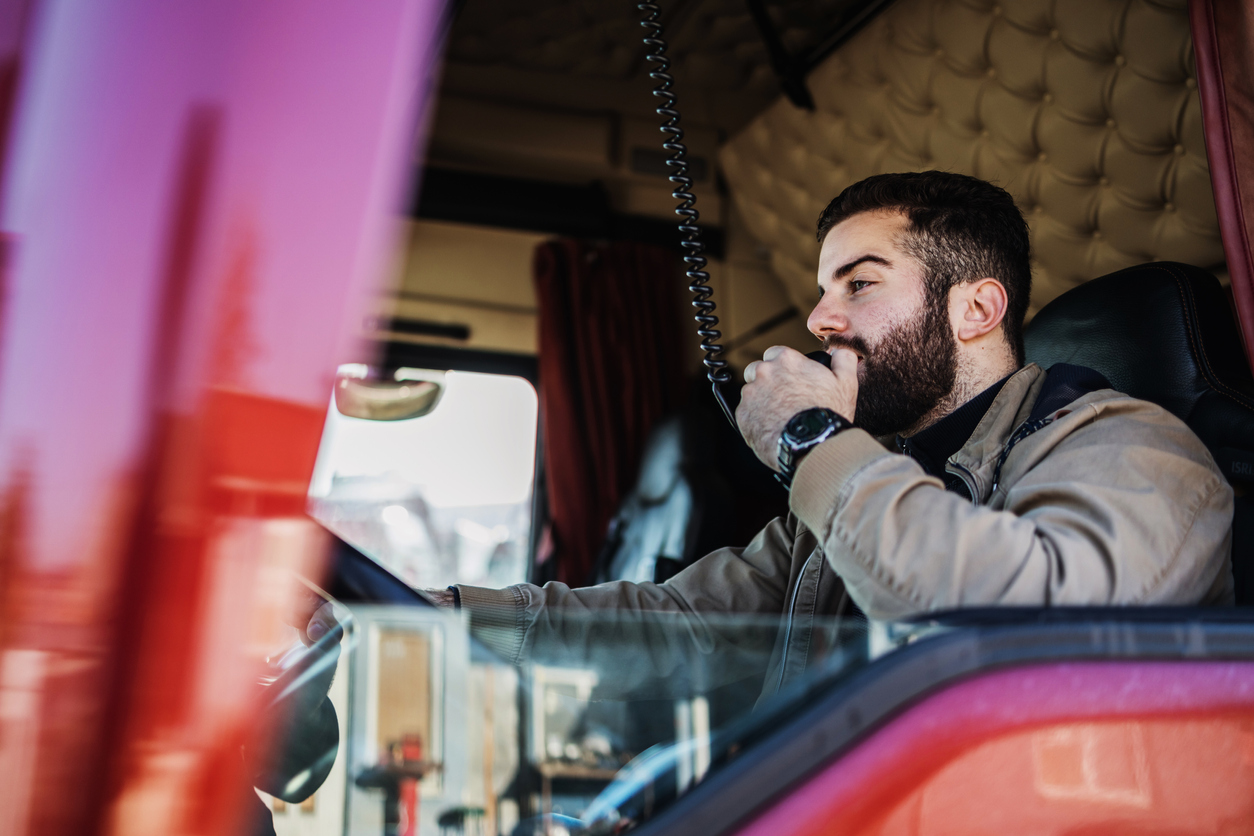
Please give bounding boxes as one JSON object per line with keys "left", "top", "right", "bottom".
{"left": 947, "top": 460, "right": 980, "bottom": 505}
{"left": 990, "top": 416, "right": 1054, "bottom": 496}
{"left": 775, "top": 549, "right": 817, "bottom": 693}
{"left": 901, "top": 432, "right": 979, "bottom": 504}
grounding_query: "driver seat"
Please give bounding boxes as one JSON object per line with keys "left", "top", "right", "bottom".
{"left": 1024, "top": 261, "right": 1254, "bottom": 604}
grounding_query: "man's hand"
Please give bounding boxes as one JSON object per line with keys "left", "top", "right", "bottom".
{"left": 737, "top": 345, "right": 859, "bottom": 470}
{"left": 284, "top": 585, "right": 340, "bottom": 646}
{"left": 425, "top": 588, "right": 457, "bottom": 609}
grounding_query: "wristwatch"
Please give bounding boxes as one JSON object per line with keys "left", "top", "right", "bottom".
{"left": 776, "top": 407, "right": 852, "bottom": 489}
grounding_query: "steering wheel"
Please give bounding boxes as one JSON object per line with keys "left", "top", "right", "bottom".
{"left": 252, "top": 599, "right": 347, "bottom": 802}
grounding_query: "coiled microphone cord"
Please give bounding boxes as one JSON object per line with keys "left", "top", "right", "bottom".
{"left": 638, "top": 1, "right": 737, "bottom": 429}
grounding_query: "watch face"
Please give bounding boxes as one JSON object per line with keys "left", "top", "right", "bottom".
{"left": 787, "top": 408, "right": 835, "bottom": 443}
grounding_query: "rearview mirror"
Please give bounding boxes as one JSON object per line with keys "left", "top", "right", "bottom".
{"left": 333, "top": 366, "right": 445, "bottom": 421}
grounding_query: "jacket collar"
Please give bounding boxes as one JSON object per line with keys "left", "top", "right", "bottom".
{"left": 898, "top": 372, "right": 1012, "bottom": 480}
{"left": 949, "top": 364, "right": 1047, "bottom": 500}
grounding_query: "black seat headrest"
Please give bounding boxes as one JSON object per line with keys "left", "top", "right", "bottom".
{"left": 1024, "top": 261, "right": 1254, "bottom": 480}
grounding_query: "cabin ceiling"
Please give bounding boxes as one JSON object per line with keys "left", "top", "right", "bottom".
{"left": 440, "top": 0, "right": 871, "bottom": 133}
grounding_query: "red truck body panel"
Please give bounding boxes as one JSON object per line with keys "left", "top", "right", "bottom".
{"left": 0, "top": 2, "right": 442, "bottom": 834}
{"left": 737, "top": 661, "right": 1254, "bottom": 836}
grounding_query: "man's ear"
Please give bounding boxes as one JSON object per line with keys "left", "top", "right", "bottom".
{"left": 953, "top": 278, "right": 1009, "bottom": 344}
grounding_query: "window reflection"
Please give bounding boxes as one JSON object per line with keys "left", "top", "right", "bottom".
{"left": 261, "top": 602, "right": 873, "bottom": 836}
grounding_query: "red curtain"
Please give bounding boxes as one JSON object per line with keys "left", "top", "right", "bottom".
{"left": 534, "top": 239, "right": 686, "bottom": 586}
{"left": 1192, "top": 0, "right": 1254, "bottom": 372}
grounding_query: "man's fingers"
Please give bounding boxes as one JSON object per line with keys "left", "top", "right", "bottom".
{"left": 830, "top": 346, "right": 859, "bottom": 376}
{"left": 284, "top": 587, "right": 323, "bottom": 629}
{"left": 425, "top": 588, "right": 457, "bottom": 609}
{"left": 305, "top": 602, "right": 339, "bottom": 645}
{"left": 746, "top": 346, "right": 799, "bottom": 384}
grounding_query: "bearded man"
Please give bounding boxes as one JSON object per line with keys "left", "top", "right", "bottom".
{"left": 429, "top": 171, "right": 1234, "bottom": 700}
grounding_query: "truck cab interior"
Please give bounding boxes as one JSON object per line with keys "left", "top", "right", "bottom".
{"left": 278, "top": 0, "right": 1254, "bottom": 834}
{"left": 327, "top": 0, "right": 1254, "bottom": 586}
{"left": 3, "top": 1, "right": 1254, "bottom": 836}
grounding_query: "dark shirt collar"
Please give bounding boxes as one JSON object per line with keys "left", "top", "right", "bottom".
{"left": 897, "top": 374, "right": 1013, "bottom": 481}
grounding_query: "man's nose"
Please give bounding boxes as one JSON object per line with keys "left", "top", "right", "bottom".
{"left": 807, "top": 295, "right": 849, "bottom": 339}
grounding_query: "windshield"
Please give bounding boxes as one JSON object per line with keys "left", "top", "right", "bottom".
{"left": 308, "top": 369, "right": 539, "bottom": 591}
{"left": 287, "top": 368, "right": 893, "bottom": 834}
{"left": 258, "top": 600, "right": 888, "bottom": 836}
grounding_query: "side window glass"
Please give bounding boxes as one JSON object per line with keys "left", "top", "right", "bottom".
{"left": 309, "top": 367, "right": 539, "bottom": 590}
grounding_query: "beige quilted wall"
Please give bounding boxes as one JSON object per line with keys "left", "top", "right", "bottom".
{"left": 720, "top": 0, "right": 1224, "bottom": 317}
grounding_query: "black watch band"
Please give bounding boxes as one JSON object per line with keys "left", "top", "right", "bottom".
{"left": 776, "top": 407, "right": 852, "bottom": 489}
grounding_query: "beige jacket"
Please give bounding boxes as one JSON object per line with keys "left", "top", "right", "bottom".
{"left": 458, "top": 364, "right": 1234, "bottom": 697}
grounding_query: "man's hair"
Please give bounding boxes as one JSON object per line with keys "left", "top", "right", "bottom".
{"left": 815, "top": 171, "right": 1032, "bottom": 365}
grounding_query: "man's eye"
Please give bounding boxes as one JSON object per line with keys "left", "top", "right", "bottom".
{"left": 848, "top": 271, "right": 875, "bottom": 293}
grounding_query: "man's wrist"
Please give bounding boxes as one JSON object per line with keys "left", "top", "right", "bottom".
{"left": 425, "top": 587, "right": 458, "bottom": 609}
{"left": 776, "top": 407, "right": 853, "bottom": 489}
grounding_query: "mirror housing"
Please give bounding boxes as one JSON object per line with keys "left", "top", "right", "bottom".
{"left": 333, "top": 366, "right": 445, "bottom": 421}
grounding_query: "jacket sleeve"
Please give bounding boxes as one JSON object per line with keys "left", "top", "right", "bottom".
{"left": 455, "top": 515, "right": 799, "bottom": 698}
{"left": 789, "top": 401, "right": 1234, "bottom": 620}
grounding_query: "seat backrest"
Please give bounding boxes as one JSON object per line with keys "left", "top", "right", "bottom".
{"left": 1024, "top": 262, "right": 1254, "bottom": 602}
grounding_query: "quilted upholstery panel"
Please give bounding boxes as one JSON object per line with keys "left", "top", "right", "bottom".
{"left": 720, "top": 0, "right": 1223, "bottom": 317}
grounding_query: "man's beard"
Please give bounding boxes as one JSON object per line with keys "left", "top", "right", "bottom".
{"left": 824, "top": 293, "right": 958, "bottom": 437}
